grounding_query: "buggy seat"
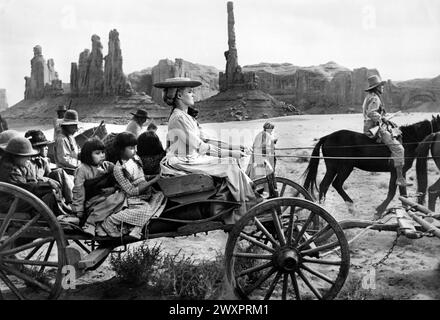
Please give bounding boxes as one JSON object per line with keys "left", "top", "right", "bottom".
{"left": 158, "top": 174, "right": 217, "bottom": 204}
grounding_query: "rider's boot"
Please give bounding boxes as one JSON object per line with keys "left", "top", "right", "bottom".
{"left": 395, "top": 166, "right": 412, "bottom": 187}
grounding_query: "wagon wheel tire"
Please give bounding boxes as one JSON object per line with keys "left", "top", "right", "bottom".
{"left": 253, "top": 177, "right": 313, "bottom": 201}
{"left": 0, "top": 182, "right": 67, "bottom": 300}
{"left": 225, "top": 198, "right": 349, "bottom": 300}
{"left": 253, "top": 177, "right": 319, "bottom": 231}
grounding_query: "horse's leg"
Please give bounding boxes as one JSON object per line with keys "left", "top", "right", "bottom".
{"left": 318, "top": 165, "right": 337, "bottom": 204}
{"left": 398, "top": 159, "right": 414, "bottom": 198}
{"left": 331, "top": 166, "right": 355, "bottom": 215}
{"left": 428, "top": 178, "right": 440, "bottom": 212}
{"left": 376, "top": 170, "right": 397, "bottom": 217}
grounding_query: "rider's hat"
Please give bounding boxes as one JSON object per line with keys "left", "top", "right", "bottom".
{"left": 153, "top": 77, "right": 202, "bottom": 89}
{"left": 130, "top": 109, "right": 150, "bottom": 119}
{"left": 57, "top": 105, "right": 68, "bottom": 112}
{"left": 365, "top": 75, "right": 386, "bottom": 91}
{"left": 61, "top": 110, "right": 79, "bottom": 126}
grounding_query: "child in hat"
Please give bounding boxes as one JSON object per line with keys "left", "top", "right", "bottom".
{"left": 0, "top": 137, "right": 64, "bottom": 216}
{"left": 25, "top": 129, "right": 74, "bottom": 205}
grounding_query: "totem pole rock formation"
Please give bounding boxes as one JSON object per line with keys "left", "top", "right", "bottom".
{"left": 70, "top": 30, "right": 133, "bottom": 97}
{"left": 219, "top": 2, "right": 258, "bottom": 92}
{"left": 0, "top": 89, "right": 8, "bottom": 111}
{"left": 24, "top": 45, "right": 63, "bottom": 99}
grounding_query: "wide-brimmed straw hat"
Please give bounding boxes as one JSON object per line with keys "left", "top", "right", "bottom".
{"left": 61, "top": 110, "right": 79, "bottom": 126}
{"left": 25, "top": 130, "right": 51, "bottom": 147}
{"left": 153, "top": 77, "right": 202, "bottom": 89}
{"left": 365, "top": 75, "right": 386, "bottom": 91}
{"left": 0, "top": 130, "right": 21, "bottom": 150}
{"left": 5, "top": 137, "right": 39, "bottom": 157}
{"left": 130, "top": 109, "right": 150, "bottom": 119}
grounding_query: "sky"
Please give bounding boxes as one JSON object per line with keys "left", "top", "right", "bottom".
{"left": 1, "top": 0, "right": 440, "bottom": 106}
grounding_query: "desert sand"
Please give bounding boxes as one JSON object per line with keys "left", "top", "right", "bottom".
{"left": 6, "top": 112, "right": 440, "bottom": 300}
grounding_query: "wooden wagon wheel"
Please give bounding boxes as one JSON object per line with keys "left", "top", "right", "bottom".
{"left": 225, "top": 198, "right": 349, "bottom": 300}
{"left": 253, "top": 177, "right": 313, "bottom": 201}
{"left": 0, "top": 182, "right": 67, "bottom": 300}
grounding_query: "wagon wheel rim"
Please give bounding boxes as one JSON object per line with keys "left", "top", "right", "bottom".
{"left": 253, "top": 177, "right": 313, "bottom": 201}
{"left": 225, "top": 198, "right": 349, "bottom": 300}
{"left": 0, "top": 183, "right": 66, "bottom": 300}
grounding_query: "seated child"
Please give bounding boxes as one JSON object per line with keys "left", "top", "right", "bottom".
{"left": 0, "top": 137, "right": 63, "bottom": 215}
{"left": 102, "top": 132, "right": 166, "bottom": 239}
{"left": 70, "top": 138, "right": 125, "bottom": 236}
{"left": 25, "top": 130, "right": 74, "bottom": 204}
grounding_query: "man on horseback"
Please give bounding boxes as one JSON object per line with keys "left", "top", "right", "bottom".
{"left": 362, "top": 75, "right": 410, "bottom": 187}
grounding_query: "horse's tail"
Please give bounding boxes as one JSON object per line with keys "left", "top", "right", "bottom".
{"left": 303, "top": 137, "right": 326, "bottom": 199}
{"left": 415, "top": 133, "right": 437, "bottom": 202}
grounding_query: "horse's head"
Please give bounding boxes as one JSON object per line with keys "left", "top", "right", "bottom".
{"left": 431, "top": 114, "right": 440, "bottom": 133}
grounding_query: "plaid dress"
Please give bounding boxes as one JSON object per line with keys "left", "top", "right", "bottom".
{"left": 109, "top": 156, "right": 166, "bottom": 228}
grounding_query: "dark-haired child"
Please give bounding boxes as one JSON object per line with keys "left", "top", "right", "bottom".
{"left": 102, "top": 132, "right": 165, "bottom": 239}
{"left": 71, "top": 138, "right": 124, "bottom": 236}
{"left": 137, "top": 131, "right": 165, "bottom": 176}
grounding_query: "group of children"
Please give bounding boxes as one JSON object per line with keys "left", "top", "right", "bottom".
{"left": 0, "top": 107, "right": 167, "bottom": 240}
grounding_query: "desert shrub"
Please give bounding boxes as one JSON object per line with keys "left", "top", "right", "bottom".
{"left": 155, "top": 251, "right": 225, "bottom": 300}
{"left": 110, "top": 243, "right": 162, "bottom": 285}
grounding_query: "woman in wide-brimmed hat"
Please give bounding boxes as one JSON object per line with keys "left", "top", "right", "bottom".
{"left": 362, "top": 75, "right": 409, "bottom": 187}
{"left": 0, "top": 137, "right": 65, "bottom": 216}
{"left": 154, "top": 77, "right": 257, "bottom": 222}
{"left": 125, "top": 109, "right": 150, "bottom": 138}
{"left": 54, "top": 109, "right": 80, "bottom": 173}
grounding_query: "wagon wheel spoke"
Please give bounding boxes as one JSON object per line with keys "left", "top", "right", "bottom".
{"left": 290, "top": 272, "right": 301, "bottom": 300}
{"left": 298, "top": 224, "right": 332, "bottom": 250}
{"left": 302, "top": 258, "right": 342, "bottom": 266}
{"left": 0, "top": 264, "right": 52, "bottom": 293}
{"left": 294, "top": 211, "right": 315, "bottom": 245}
{"left": 271, "top": 209, "right": 286, "bottom": 246}
{"left": 24, "top": 242, "right": 45, "bottom": 260}
{"left": 297, "top": 268, "right": 322, "bottom": 300}
{"left": 286, "top": 206, "right": 295, "bottom": 246}
{"left": 254, "top": 217, "right": 279, "bottom": 247}
{"left": 0, "top": 268, "right": 25, "bottom": 300}
{"left": 1, "top": 237, "right": 53, "bottom": 257}
{"left": 300, "top": 264, "right": 335, "bottom": 285}
{"left": 0, "top": 213, "right": 42, "bottom": 251}
{"left": 38, "top": 241, "right": 55, "bottom": 273}
{"left": 279, "top": 183, "right": 287, "bottom": 197}
{"left": 281, "top": 273, "right": 289, "bottom": 300}
{"left": 243, "top": 267, "right": 277, "bottom": 296}
{"left": 238, "top": 261, "right": 273, "bottom": 278}
{"left": 263, "top": 271, "right": 282, "bottom": 300}
{"left": 300, "top": 240, "right": 340, "bottom": 257}
{"left": 0, "top": 197, "right": 19, "bottom": 239}
{"left": 233, "top": 252, "right": 273, "bottom": 260}
{"left": 1, "top": 258, "right": 59, "bottom": 268}
{"left": 239, "top": 232, "right": 275, "bottom": 253}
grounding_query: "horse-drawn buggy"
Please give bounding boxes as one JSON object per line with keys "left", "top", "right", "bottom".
{"left": 0, "top": 165, "right": 351, "bottom": 300}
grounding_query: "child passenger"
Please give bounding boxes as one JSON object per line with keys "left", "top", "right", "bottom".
{"left": 102, "top": 132, "right": 166, "bottom": 239}
{"left": 70, "top": 138, "right": 125, "bottom": 236}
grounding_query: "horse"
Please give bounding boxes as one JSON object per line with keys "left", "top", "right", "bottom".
{"left": 47, "top": 121, "right": 108, "bottom": 163}
{"left": 303, "top": 115, "right": 440, "bottom": 218}
{"left": 415, "top": 131, "right": 440, "bottom": 211}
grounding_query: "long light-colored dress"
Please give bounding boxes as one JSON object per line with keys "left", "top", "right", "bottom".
{"left": 106, "top": 156, "right": 166, "bottom": 233}
{"left": 246, "top": 130, "right": 277, "bottom": 180}
{"left": 161, "top": 108, "right": 255, "bottom": 204}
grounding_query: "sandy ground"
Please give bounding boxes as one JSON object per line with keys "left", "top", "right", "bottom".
{"left": 5, "top": 112, "right": 440, "bottom": 300}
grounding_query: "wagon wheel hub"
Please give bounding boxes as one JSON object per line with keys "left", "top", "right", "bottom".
{"left": 275, "top": 247, "right": 300, "bottom": 272}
